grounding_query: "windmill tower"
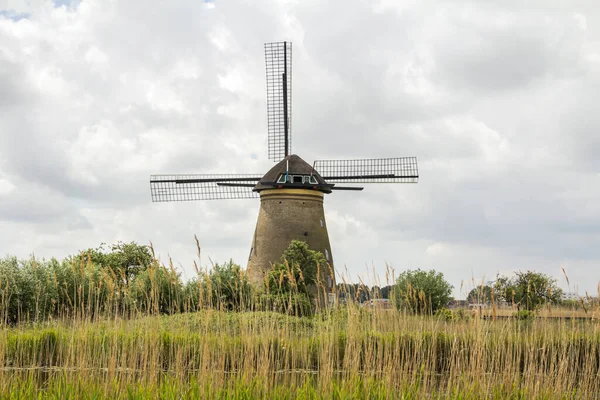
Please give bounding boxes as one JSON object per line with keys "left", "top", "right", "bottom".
{"left": 150, "top": 42, "right": 419, "bottom": 300}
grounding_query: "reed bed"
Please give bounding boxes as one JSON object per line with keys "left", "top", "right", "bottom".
{"left": 1, "top": 250, "right": 599, "bottom": 398}
{"left": 0, "top": 306, "right": 599, "bottom": 398}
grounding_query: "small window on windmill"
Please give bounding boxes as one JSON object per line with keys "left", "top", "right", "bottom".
{"left": 303, "top": 176, "right": 310, "bottom": 184}
{"left": 325, "top": 249, "right": 329, "bottom": 261}
{"left": 309, "top": 175, "right": 318, "bottom": 185}
{"left": 293, "top": 175, "right": 303, "bottom": 184}
{"left": 277, "top": 174, "right": 286, "bottom": 184}
{"left": 320, "top": 219, "right": 324, "bottom": 228}
{"left": 327, "top": 276, "right": 332, "bottom": 288}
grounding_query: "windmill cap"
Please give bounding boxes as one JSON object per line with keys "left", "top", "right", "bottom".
{"left": 254, "top": 154, "right": 328, "bottom": 191}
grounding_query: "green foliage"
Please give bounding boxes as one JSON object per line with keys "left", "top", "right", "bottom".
{"left": 336, "top": 283, "right": 393, "bottom": 305}
{"left": 72, "top": 241, "right": 152, "bottom": 287}
{"left": 466, "top": 284, "right": 496, "bottom": 304}
{"left": 255, "top": 292, "right": 314, "bottom": 317}
{"left": 0, "top": 256, "right": 42, "bottom": 323}
{"left": 128, "top": 264, "right": 183, "bottom": 315}
{"left": 0, "top": 255, "right": 116, "bottom": 323}
{"left": 106, "top": 241, "right": 153, "bottom": 285}
{"left": 394, "top": 269, "right": 453, "bottom": 314}
{"left": 266, "top": 240, "right": 326, "bottom": 296}
{"left": 191, "top": 260, "right": 253, "bottom": 311}
{"left": 454, "top": 308, "right": 470, "bottom": 321}
{"left": 435, "top": 307, "right": 455, "bottom": 321}
{"left": 262, "top": 240, "right": 327, "bottom": 316}
{"left": 336, "top": 283, "right": 372, "bottom": 303}
{"left": 494, "top": 270, "right": 563, "bottom": 311}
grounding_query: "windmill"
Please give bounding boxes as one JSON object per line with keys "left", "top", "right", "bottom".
{"left": 150, "top": 41, "right": 419, "bottom": 299}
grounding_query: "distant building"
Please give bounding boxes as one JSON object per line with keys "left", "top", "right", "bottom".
{"left": 448, "top": 300, "right": 468, "bottom": 309}
{"left": 562, "top": 292, "right": 581, "bottom": 301}
{"left": 468, "top": 303, "right": 488, "bottom": 309}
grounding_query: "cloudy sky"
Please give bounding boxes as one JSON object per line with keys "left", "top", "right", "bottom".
{"left": 1, "top": 0, "right": 599, "bottom": 298}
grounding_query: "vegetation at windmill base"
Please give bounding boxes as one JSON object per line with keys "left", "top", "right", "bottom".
{"left": 1, "top": 240, "right": 599, "bottom": 398}
{"left": 262, "top": 240, "right": 328, "bottom": 316}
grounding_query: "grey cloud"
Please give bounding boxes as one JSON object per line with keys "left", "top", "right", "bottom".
{"left": 430, "top": 5, "right": 588, "bottom": 93}
{"left": 0, "top": 178, "right": 92, "bottom": 229}
{"left": 0, "top": 0, "right": 599, "bottom": 295}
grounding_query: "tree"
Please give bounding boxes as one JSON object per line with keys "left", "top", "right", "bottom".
{"left": 72, "top": 241, "right": 153, "bottom": 287}
{"left": 203, "top": 260, "right": 252, "bottom": 311}
{"left": 494, "top": 270, "right": 563, "bottom": 311}
{"left": 263, "top": 240, "right": 326, "bottom": 316}
{"left": 266, "top": 240, "right": 326, "bottom": 295}
{"left": 105, "top": 241, "right": 153, "bottom": 287}
{"left": 394, "top": 269, "right": 453, "bottom": 314}
{"left": 336, "top": 283, "right": 371, "bottom": 303}
{"left": 466, "top": 285, "right": 496, "bottom": 304}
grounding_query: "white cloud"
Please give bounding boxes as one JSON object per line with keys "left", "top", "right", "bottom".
{"left": 426, "top": 242, "right": 447, "bottom": 256}
{"left": 0, "top": 177, "right": 16, "bottom": 195}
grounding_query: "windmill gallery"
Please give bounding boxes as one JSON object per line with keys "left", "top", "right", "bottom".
{"left": 149, "top": 42, "right": 419, "bottom": 300}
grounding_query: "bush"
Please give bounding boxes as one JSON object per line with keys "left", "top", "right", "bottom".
{"left": 495, "top": 271, "right": 563, "bottom": 311}
{"left": 394, "top": 269, "right": 453, "bottom": 314}
{"left": 0, "top": 255, "right": 119, "bottom": 323}
{"left": 454, "top": 308, "right": 470, "bottom": 321}
{"left": 0, "top": 256, "right": 37, "bottom": 323}
{"left": 262, "top": 241, "right": 328, "bottom": 316}
{"left": 128, "top": 265, "right": 183, "bottom": 315}
{"left": 194, "top": 260, "right": 253, "bottom": 311}
{"left": 70, "top": 241, "right": 152, "bottom": 288}
{"left": 266, "top": 240, "right": 326, "bottom": 295}
{"left": 434, "top": 308, "right": 455, "bottom": 322}
{"left": 255, "top": 292, "right": 313, "bottom": 317}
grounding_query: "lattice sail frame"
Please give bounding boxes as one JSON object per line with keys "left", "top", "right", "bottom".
{"left": 265, "top": 41, "right": 292, "bottom": 162}
{"left": 150, "top": 174, "right": 261, "bottom": 202}
{"left": 314, "top": 157, "right": 419, "bottom": 183}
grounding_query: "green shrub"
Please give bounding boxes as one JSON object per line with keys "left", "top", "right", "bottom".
{"left": 255, "top": 292, "right": 313, "bottom": 317}
{"left": 128, "top": 265, "right": 183, "bottom": 315}
{"left": 454, "top": 308, "right": 470, "bottom": 321}
{"left": 394, "top": 269, "right": 453, "bottom": 314}
{"left": 435, "top": 307, "right": 455, "bottom": 321}
{"left": 266, "top": 240, "right": 326, "bottom": 296}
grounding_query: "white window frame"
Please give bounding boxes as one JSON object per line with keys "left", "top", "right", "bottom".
{"left": 309, "top": 175, "right": 318, "bottom": 184}
{"left": 277, "top": 174, "right": 286, "bottom": 183}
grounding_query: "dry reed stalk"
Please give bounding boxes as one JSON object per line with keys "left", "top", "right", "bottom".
{"left": 0, "top": 260, "right": 598, "bottom": 398}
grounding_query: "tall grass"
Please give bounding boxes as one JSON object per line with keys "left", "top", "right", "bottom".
{"left": 0, "top": 251, "right": 599, "bottom": 398}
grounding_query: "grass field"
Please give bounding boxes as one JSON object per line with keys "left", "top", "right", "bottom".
{"left": 1, "top": 305, "right": 599, "bottom": 399}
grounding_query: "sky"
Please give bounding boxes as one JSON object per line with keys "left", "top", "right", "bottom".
{"left": 1, "top": 0, "right": 599, "bottom": 298}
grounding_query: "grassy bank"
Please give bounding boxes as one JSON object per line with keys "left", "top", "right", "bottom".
{"left": 1, "top": 308, "right": 599, "bottom": 398}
